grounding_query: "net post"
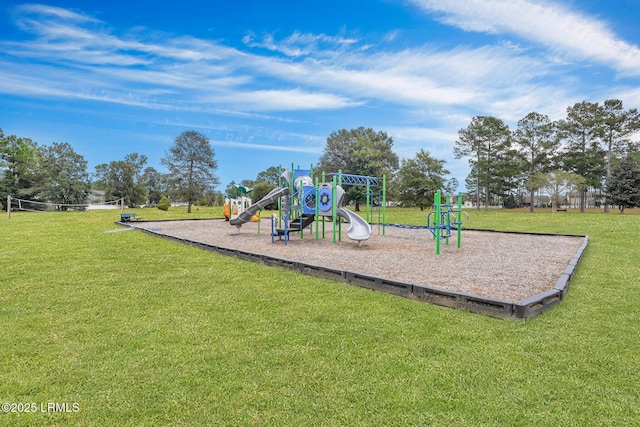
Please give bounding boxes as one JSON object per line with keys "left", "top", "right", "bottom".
{"left": 7, "top": 195, "right": 11, "bottom": 219}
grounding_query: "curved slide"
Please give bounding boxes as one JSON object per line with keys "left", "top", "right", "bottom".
{"left": 336, "top": 207, "right": 372, "bottom": 243}
{"left": 230, "top": 187, "right": 290, "bottom": 227}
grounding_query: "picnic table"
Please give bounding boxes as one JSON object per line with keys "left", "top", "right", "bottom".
{"left": 120, "top": 213, "right": 138, "bottom": 222}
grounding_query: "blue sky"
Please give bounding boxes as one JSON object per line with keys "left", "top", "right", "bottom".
{"left": 2, "top": 0, "right": 640, "bottom": 192}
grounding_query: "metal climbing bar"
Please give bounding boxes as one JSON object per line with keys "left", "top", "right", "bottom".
{"left": 325, "top": 173, "right": 380, "bottom": 187}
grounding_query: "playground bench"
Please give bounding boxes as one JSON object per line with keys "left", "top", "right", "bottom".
{"left": 120, "top": 213, "right": 138, "bottom": 222}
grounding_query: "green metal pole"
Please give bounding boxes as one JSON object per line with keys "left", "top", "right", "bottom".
{"left": 337, "top": 170, "right": 342, "bottom": 242}
{"left": 445, "top": 193, "right": 450, "bottom": 246}
{"left": 457, "top": 192, "right": 462, "bottom": 248}
{"left": 290, "top": 163, "right": 295, "bottom": 225}
{"left": 382, "top": 175, "right": 386, "bottom": 235}
{"left": 322, "top": 213, "right": 326, "bottom": 239}
{"left": 299, "top": 178, "right": 304, "bottom": 239}
{"left": 315, "top": 177, "right": 319, "bottom": 240}
{"left": 435, "top": 190, "right": 441, "bottom": 255}
{"left": 290, "top": 162, "right": 295, "bottom": 190}
{"left": 278, "top": 165, "right": 283, "bottom": 229}
{"left": 332, "top": 176, "right": 337, "bottom": 244}
{"left": 366, "top": 182, "right": 371, "bottom": 224}
{"left": 322, "top": 171, "right": 326, "bottom": 239}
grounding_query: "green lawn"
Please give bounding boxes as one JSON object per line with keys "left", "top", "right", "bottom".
{"left": 1, "top": 207, "right": 639, "bottom": 426}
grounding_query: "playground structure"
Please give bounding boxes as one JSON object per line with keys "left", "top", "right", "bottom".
{"left": 224, "top": 184, "right": 259, "bottom": 223}
{"left": 427, "top": 190, "right": 466, "bottom": 255}
{"left": 274, "top": 168, "right": 374, "bottom": 245}
{"left": 227, "top": 164, "right": 467, "bottom": 253}
{"left": 380, "top": 190, "right": 467, "bottom": 255}
{"left": 229, "top": 165, "right": 377, "bottom": 246}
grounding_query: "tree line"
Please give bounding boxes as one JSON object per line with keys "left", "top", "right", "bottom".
{"left": 0, "top": 124, "right": 448, "bottom": 213}
{"left": 0, "top": 129, "right": 219, "bottom": 213}
{"left": 455, "top": 99, "right": 640, "bottom": 212}
{"left": 224, "top": 100, "right": 640, "bottom": 214}
{"left": 2, "top": 97, "right": 640, "bottom": 214}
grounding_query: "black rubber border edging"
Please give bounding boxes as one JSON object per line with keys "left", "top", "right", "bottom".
{"left": 117, "top": 220, "right": 589, "bottom": 320}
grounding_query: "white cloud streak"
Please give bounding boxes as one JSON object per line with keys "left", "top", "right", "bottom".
{"left": 0, "top": 1, "right": 575, "bottom": 119}
{"left": 211, "top": 140, "right": 322, "bottom": 154}
{"left": 410, "top": 0, "right": 640, "bottom": 77}
{"left": 1, "top": 1, "right": 638, "bottom": 145}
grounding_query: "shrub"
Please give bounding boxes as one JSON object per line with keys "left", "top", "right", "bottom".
{"left": 503, "top": 195, "right": 517, "bottom": 209}
{"left": 158, "top": 196, "right": 170, "bottom": 211}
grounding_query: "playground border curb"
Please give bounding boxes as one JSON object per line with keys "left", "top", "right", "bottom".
{"left": 119, "top": 221, "right": 589, "bottom": 320}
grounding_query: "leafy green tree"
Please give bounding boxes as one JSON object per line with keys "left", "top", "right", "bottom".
{"left": 601, "top": 99, "right": 640, "bottom": 212}
{"left": 33, "top": 142, "right": 90, "bottom": 208}
{"left": 223, "top": 181, "right": 237, "bottom": 197}
{"left": 394, "top": 149, "right": 450, "bottom": 210}
{"left": 317, "top": 127, "right": 399, "bottom": 210}
{"left": 490, "top": 145, "right": 521, "bottom": 206}
{"left": 196, "top": 189, "right": 221, "bottom": 206}
{"left": 251, "top": 166, "right": 280, "bottom": 209}
{"left": 557, "top": 101, "right": 606, "bottom": 211}
{"left": 454, "top": 116, "right": 512, "bottom": 210}
{"left": 162, "top": 130, "right": 219, "bottom": 213}
{"left": 0, "top": 131, "right": 39, "bottom": 207}
{"left": 513, "top": 112, "right": 559, "bottom": 212}
{"left": 141, "top": 167, "right": 165, "bottom": 206}
{"left": 607, "top": 156, "right": 640, "bottom": 213}
{"left": 240, "top": 179, "right": 255, "bottom": 189}
{"left": 529, "top": 170, "right": 585, "bottom": 212}
{"left": 255, "top": 166, "right": 281, "bottom": 185}
{"left": 251, "top": 181, "right": 277, "bottom": 209}
{"left": 94, "top": 153, "right": 148, "bottom": 207}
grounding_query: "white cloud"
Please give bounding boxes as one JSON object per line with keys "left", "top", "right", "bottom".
{"left": 243, "top": 30, "right": 359, "bottom": 57}
{"left": 214, "top": 89, "right": 360, "bottom": 111}
{"left": 211, "top": 140, "right": 322, "bottom": 154}
{"left": 409, "top": 0, "right": 640, "bottom": 77}
{"left": 2, "top": 1, "right": 637, "bottom": 132}
{"left": 1, "top": 7, "right": 356, "bottom": 112}
{"left": 14, "top": 3, "right": 101, "bottom": 24}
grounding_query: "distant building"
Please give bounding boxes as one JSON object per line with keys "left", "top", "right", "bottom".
{"left": 564, "top": 191, "right": 604, "bottom": 209}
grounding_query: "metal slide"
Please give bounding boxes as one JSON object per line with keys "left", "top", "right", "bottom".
{"left": 229, "top": 187, "right": 290, "bottom": 227}
{"left": 336, "top": 207, "right": 372, "bottom": 243}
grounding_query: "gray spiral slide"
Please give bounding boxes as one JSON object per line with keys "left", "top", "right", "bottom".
{"left": 336, "top": 207, "right": 372, "bottom": 243}
{"left": 229, "top": 187, "right": 290, "bottom": 227}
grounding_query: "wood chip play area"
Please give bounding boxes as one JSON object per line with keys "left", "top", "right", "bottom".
{"left": 130, "top": 218, "right": 587, "bottom": 318}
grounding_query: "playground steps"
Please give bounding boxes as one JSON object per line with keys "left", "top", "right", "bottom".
{"left": 281, "top": 213, "right": 315, "bottom": 233}
{"left": 275, "top": 214, "right": 316, "bottom": 236}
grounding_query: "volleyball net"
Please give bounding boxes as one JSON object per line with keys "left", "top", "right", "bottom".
{"left": 7, "top": 196, "right": 123, "bottom": 214}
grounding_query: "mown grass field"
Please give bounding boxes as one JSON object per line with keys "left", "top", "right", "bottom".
{"left": 1, "top": 206, "right": 639, "bottom": 426}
